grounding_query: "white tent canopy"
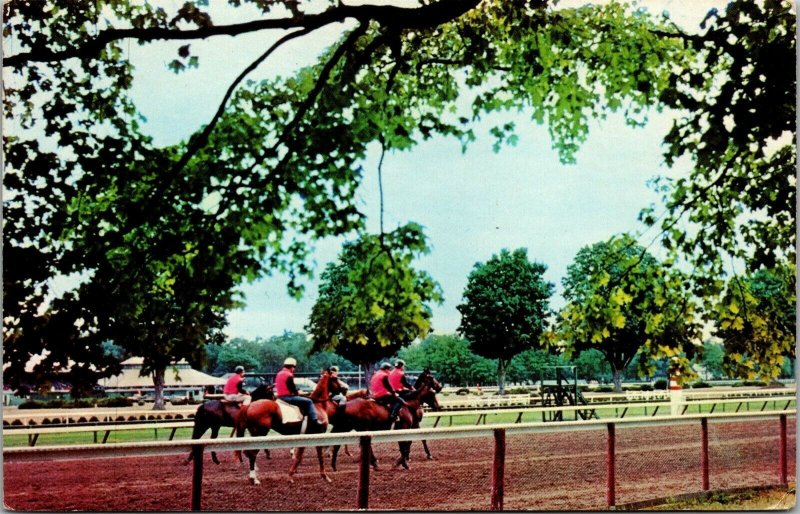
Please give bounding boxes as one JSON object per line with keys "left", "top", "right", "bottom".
{"left": 98, "top": 357, "right": 225, "bottom": 395}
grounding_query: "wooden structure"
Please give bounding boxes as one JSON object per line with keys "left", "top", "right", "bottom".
{"left": 538, "top": 366, "right": 597, "bottom": 421}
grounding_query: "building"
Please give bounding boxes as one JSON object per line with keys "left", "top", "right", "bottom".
{"left": 98, "top": 357, "right": 226, "bottom": 399}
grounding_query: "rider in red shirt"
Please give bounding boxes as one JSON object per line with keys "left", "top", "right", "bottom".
{"left": 275, "top": 357, "right": 322, "bottom": 425}
{"left": 223, "top": 366, "right": 251, "bottom": 405}
{"left": 389, "top": 359, "right": 413, "bottom": 394}
{"left": 370, "top": 362, "right": 405, "bottom": 424}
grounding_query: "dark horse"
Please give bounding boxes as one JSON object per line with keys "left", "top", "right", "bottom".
{"left": 401, "top": 370, "right": 442, "bottom": 465}
{"left": 185, "top": 384, "right": 274, "bottom": 465}
{"left": 329, "top": 369, "right": 440, "bottom": 471}
{"left": 235, "top": 371, "right": 332, "bottom": 484}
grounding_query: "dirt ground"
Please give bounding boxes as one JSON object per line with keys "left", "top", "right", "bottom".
{"left": 3, "top": 418, "right": 795, "bottom": 511}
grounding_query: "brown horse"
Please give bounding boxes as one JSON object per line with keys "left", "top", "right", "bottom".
{"left": 185, "top": 383, "right": 274, "bottom": 465}
{"left": 235, "top": 371, "right": 332, "bottom": 484}
{"left": 329, "top": 370, "right": 440, "bottom": 471}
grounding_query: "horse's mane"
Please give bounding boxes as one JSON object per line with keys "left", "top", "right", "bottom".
{"left": 308, "top": 371, "right": 330, "bottom": 402}
{"left": 346, "top": 388, "right": 370, "bottom": 401}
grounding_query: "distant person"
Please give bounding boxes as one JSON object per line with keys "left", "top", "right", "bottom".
{"left": 275, "top": 357, "right": 323, "bottom": 425}
{"left": 328, "top": 365, "right": 348, "bottom": 404}
{"left": 370, "top": 362, "right": 405, "bottom": 423}
{"left": 223, "top": 366, "right": 251, "bottom": 405}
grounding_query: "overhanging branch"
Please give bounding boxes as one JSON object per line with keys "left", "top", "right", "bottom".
{"left": 4, "top": 0, "right": 481, "bottom": 68}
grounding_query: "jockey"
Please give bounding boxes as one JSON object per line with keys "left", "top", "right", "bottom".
{"left": 389, "top": 359, "right": 413, "bottom": 396}
{"left": 223, "top": 365, "right": 251, "bottom": 405}
{"left": 370, "top": 362, "right": 405, "bottom": 424}
{"left": 328, "top": 365, "right": 348, "bottom": 405}
{"left": 275, "top": 357, "right": 323, "bottom": 425}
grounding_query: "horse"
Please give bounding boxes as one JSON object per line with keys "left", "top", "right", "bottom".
{"left": 329, "top": 370, "right": 440, "bottom": 471}
{"left": 402, "top": 369, "right": 442, "bottom": 464}
{"left": 185, "top": 383, "right": 274, "bottom": 465}
{"left": 235, "top": 371, "right": 332, "bottom": 484}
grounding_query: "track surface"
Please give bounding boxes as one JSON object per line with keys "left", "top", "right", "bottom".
{"left": 4, "top": 418, "right": 795, "bottom": 511}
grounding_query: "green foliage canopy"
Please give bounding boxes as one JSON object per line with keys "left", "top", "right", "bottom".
{"left": 557, "top": 234, "right": 702, "bottom": 390}
{"left": 457, "top": 248, "right": 553, "bottom": 393}
{"left": 713, "top": 264, "right": 796, "bottom": 381}
{"left": 306, "top": 223, "right": 443, "bottom": 371}
{"left": 3, "top": 0, "right": 794, "bottom": 391}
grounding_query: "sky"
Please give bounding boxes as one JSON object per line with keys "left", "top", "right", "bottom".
{"left": 125, "top": 0, "right": 729, "bottom": 340}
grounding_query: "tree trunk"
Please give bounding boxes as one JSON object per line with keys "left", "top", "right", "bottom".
{"left": 361, "top": 361, "right": 378, "bottom": 392}
{"left": 152, "top": 367, "right": 166, "bottom": 410}
{"left": 497, "top": 359, "right": 507, "bottom": 396}
{"left": 612, "top": 368, "right": 623, "bottom": 393}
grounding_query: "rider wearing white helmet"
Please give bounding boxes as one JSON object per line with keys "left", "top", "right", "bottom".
{"left": 275, "top": 357, "right": 323, "bottom": 425}
{"left": 223, "top": 365, "right": 251, "bottom": 405}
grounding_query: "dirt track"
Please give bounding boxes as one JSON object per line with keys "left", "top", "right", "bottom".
{"left": 3, "top": 418, "right": 795, "bottom": 511}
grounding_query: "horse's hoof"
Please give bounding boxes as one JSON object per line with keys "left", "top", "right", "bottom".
{"left": 249, "top": 478, "right": 260, "bottom": 486}
{"left": 322, "top": 475, "right": 332, "bottom": 483}
{"left": 426, "top": 455, "right": 434, "bottom": 460}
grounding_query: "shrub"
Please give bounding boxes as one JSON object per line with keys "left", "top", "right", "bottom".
{"left": 96, "top": 397, "right": 134, "bottom": 408}
{"left": 596, "top": 385, "right": 614, "bottom": 393}
{"left": 45, "top": 399, "right": 66, "bottom": 408}
{"left": 690, "top": 381, "right": 711, "bottom": 389}
{"left": 654, "top": 379, "right": 668, "bottom": 390}
{"left": 455, "top": 388, "right": 470, "bottom": 396}
{"left": 17, "top": 400, "right": 45, "bottom": 409}
{"left": 506, "top": 387, "right": 530, "bottom": 395}
{"left": 639, "top": 383, "right": 654, "bottom": 391}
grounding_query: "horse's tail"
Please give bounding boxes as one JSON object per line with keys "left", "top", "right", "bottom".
{"left": 191, "top": 404, "right": 208, "bottom": 440}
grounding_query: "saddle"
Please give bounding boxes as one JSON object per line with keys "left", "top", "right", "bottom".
{"left": 275, "top": 399, "right": 304, "bottom": 424}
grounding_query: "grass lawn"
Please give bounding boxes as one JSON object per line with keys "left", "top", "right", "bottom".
{"left": 644, "top": 487, "right": 796, "bottom": 510}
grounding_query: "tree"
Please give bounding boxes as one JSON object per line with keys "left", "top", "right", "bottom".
{"left": 640, "top": 1, "right": 796, "bottom": 291}
{"left": 557, "top": 234, "right": 702, "bottom": 392}
{"left": 398, "top": 334, "right": 495, "bottom": 387}
{"left": 457, "top": 248, "right": 553, "bottom": 395}
{"left": 4, "top": 1, "right": 793, "bottom": 394}
{"left": 695, "top": 341, "right": 725, "bottom": 380}
{"left": 714, "top": 263, "right": 796, "bottom": 381}
{"left": 306, "top": 223, "right": 442, "bottom": 384}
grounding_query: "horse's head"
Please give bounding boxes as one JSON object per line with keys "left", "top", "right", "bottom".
{"left": 251, "top": 384, "right": 275, "bottom": 402}
{"left": 309, "top": 371, "right": 330, "bottom": 402}
{"left": 416, "top": 370, "right": 441, "bottom": 411}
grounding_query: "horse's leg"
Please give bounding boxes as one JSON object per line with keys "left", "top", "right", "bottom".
{"left": 370, "top": 445, "right": 379, "bottom": 470}
{"left": 209, "top": 425, "right": 221, "bottom": 465}
{"left": 287, "top": 446, "right": 305, "bottom": 482}
{"left": 344, "top": 444, "right": 352, "bottom": 457}
{"left": 422, "top": 439, "right": 433, "bottom": 460}
{"left": 393, "top": 441, "right": 411, "bottom": 470}
{"left": 315, "top": 446, "right": 332, "bottom": 482}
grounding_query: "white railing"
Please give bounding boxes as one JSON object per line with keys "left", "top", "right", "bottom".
{"left": 4, "top": 409, "right": 794, "bottom": 463}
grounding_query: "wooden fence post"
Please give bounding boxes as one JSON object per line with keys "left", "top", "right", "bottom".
{"left": 490, "top": 428, "right": 506, "bottom": 511}
{"left": 779, "top": 414, "right": 787, "bottom": 486}
{"left": 606, "top": 423, "right": 616, "bottom": 508}
{"left": 701, "top": 418, "right": 709, "bottom": 491}
{"left": 191, "top": 444, "right": 204, "bottom": 511}
{"left": 357, "top": 436, "right": 371, "bottom": 510}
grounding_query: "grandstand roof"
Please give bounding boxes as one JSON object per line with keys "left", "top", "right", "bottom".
{"left": 98, "top": 357, "right": 226, "bottom": 390}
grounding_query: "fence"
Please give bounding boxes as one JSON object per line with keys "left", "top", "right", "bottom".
{"left": 3, "top": 409, "right": 794, "bottom": 511}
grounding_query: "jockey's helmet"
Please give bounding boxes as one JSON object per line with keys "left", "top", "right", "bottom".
{"left": 234, "top": 365, "right": 245, "bottom": 373}
{"left": 284, "top": 357, "right": 297, "bottom": 367}
{"left": 395, "top": 359, "right": 405, "bottom": 368}
{"left": 329, "top": 365, "right": 339, "bottom": 373}
{"left": 380, "top": 362, "right": 392, "bottom": 370}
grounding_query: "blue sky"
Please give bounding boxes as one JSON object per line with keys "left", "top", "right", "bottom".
{"left": 127, "top": 0, "right": 724, "bottom": 340}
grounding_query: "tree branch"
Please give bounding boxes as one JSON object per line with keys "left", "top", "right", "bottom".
{"left": 4, "top": 0, "right": 481, "bottom": 68}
